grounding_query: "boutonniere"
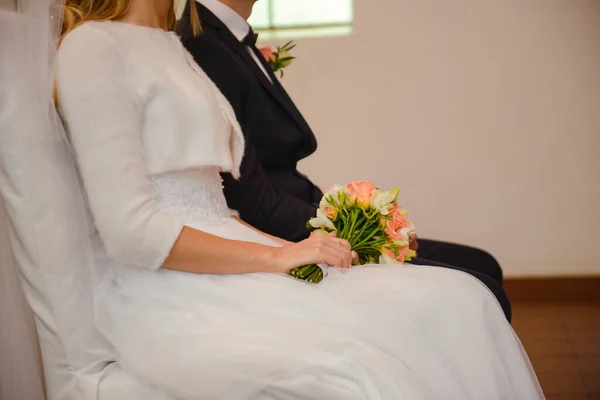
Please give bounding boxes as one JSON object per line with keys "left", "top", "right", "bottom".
{"left": 259, "top": 41, "right": 297, "bottom": 78}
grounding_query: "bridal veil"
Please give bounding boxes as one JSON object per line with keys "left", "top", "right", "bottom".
{"left": 0, "top": 0, "right": 101, "bottom": 398}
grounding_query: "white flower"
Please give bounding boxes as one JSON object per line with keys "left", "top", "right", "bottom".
{"left": 370, "top": 189, "right": 398, "bottom": 215}
{"left": 327, "top": 184, "right": 345, "bottom": 195}
{"left": 309, "top": 208, "right": 336, "bottom": 230}
{"left": 320, "top": 184, "right": 345, "bottom": 209}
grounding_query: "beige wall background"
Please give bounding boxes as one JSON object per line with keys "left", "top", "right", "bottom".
{"left": 267, "top": 0, "right": 600, "bottom": 278}
{"left": 0, "top": 0, "right": 16, "bottom": 11}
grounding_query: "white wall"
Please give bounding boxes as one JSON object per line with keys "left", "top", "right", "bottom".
{"left": 269, "top": 0, "right": 600, "bottom": 277}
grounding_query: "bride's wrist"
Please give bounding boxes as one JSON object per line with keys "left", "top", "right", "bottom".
{"left": 272, "top": 237, "right": 293, "bottom": 247}
{"left": 261, "top": 247, "right": 288, "bottom": 273}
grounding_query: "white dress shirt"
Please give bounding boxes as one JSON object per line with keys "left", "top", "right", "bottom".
{"left": 195, "top": 0, "right": 273, "bottom": 82}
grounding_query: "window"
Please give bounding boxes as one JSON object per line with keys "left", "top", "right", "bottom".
{"left": 248, "top": 0, "right": 354, "bottom": 30}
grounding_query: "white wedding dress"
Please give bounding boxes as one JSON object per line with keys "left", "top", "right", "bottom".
{"left": 55, "top": 21, "right": 544, "bottom": 400}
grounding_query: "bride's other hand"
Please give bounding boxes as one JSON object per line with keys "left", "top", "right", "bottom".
{"left": 271, "top": 232, "right": 353, "bottom": 273}
{"left": 409, "top": 233, "right": 419, "bottom": 251}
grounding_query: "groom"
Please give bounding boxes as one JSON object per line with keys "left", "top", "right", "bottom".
{"left": 178, "top": 0, "right": 510, "bottom": 317}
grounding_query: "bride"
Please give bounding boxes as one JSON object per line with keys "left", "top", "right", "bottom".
{"left": 53, "top": 0, "right": 543, "bottom": 398}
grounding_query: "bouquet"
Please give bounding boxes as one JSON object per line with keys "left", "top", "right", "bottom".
{"left": 290, "top": 180, "right": 417, "bottom": 283}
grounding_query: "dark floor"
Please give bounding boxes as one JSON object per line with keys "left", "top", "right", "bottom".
{"left": 512, "top": 302, "right": 600, "bottom": 399}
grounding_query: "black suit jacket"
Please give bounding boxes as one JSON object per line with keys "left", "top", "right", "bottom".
{"left": 178, "top": 4, "right": 322, "bottom": 241}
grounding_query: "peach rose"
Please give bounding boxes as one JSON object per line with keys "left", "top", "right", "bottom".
{"left": 258, "top": 46, "right": 275, "bottom": 62}
{"left": 385, "top": 225, "right": 404, "bottom": 241}
{"left": 396, "top": 245, "right": 409, "bottom": 263}
{"left": 387, "top": 209, "right": 412, "bottom": 232}
{"left": 346, "top": 180, "right": 376, "bottom": 209}
{"left": 379, "top": 246, "right": 409, "bottom": 264}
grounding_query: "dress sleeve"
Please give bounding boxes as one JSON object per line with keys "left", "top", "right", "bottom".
{"left": 56, "top": 25, "right": 184, "bottom": 270}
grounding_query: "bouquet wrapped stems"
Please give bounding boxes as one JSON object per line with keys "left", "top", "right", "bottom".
{"left": 290, "top": 264, "right": 323, "bottom": 284}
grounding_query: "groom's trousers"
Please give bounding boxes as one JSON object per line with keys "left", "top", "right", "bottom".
{"left": 414, "top": 239, "right": 504, "bottom": 284}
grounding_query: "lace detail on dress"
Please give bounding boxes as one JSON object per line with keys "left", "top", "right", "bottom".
{"left": 151, "top": 167, "right": 230, "bottom": 224}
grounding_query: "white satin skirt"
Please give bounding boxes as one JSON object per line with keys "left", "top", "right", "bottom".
{"left": 94, "top": 218, "right": 543, "bottom": 400}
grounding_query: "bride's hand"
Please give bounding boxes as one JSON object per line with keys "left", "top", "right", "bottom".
{"left": 271, "top": 232, "right": 355, "bottom": 273}
{"left": 409, "top": 233, "right": 419, "bottom": 251}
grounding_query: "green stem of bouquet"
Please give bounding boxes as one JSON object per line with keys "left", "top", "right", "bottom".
{"left": 349, "top": 212, "right": 373, "bottom": 242}
{"left": 298, "top": 264, "right": 318, "bottom": 279}
{"left": 306, "top": 267, "right": 324, "bottom": 283}
{"left": 352, "top": 216, "right": 379, "bottom": 245}
{"left": 292, "top": 206, "right": 393, "bottom": 284}
{"left": 346, "top": 209, "right": 360, "bottom": 240}
{"left": 339, "top": 208, "right": 356, "bottom": 240}
{"left": 352, "top": 225, "right": 383, "bottom": 249}
{"left": 354, "top": 234, "right": 386, "bottom": 248}
{"left": 290, "top": 264, "right": 327, "bottom": 284}
{"left": 338, "top": 211, "right": 349, "bottom": 239}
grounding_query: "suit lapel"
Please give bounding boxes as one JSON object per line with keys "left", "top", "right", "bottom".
{"left": 193, "top": 3, "right": 314, "bottom": 139}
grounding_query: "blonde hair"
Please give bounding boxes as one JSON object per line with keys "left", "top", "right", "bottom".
{"left": 59, "top": 0, "right": 201, "bottom": 44}
{"left": 55, "top": 0, "right": 201, "bottom": 103}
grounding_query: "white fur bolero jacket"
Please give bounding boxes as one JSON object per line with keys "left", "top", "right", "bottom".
{"left": 55, "top": 21, "right": 245, "bottom": 269}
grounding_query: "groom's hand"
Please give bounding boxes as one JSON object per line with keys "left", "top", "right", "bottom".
{"left": 409, "top": 233, "right": 419, "bottom": 251}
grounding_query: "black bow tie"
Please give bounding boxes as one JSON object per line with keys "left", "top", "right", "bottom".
{"left": 242, "top": 30, "right": 259, "bottom": 47}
